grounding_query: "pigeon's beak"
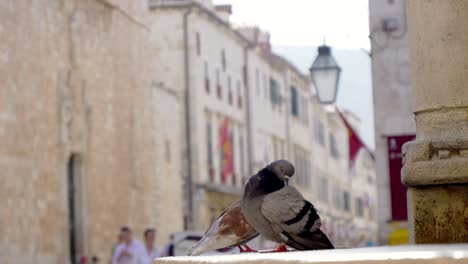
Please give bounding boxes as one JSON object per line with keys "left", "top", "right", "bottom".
{"left": 284, "top": 175, "right": 290, "bottom": 185}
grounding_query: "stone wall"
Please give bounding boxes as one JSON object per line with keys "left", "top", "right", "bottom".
{"left": 0, "top": 0, "right": 183, "bottom": 263}
{"left": 403, "top": 0, "right": 468, "bottom": 244}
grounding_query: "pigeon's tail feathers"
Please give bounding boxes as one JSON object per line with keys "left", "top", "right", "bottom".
{"left": 186, "top": 236, "right": 211, "bottom": 256}
{"left": 186, "top": 232, "right": 239, "bottom": 256}
{"left": 311, "top": 229, "right": 335, "bottom": 249}
{"left": 284, "top": 229, "right": 334, "bottom": 250}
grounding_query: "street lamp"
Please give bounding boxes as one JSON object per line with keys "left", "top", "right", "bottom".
{"left": 309, "top": 45, "right": 342, "bottom": 104}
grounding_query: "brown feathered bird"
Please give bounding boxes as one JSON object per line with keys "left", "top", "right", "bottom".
{"left": 187, "top": 200, "right": 258, "bottom": 256}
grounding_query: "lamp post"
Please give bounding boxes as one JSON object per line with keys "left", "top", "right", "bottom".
{"left": 309, "top": 45, "right": 342, "bottom": 104}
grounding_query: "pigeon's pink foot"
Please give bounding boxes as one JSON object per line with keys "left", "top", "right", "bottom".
{"left": 262, "top": 244, "right": 288, "bottom": 253}
{"left": 238, "top": 245, "right": 258, "bottom": 253}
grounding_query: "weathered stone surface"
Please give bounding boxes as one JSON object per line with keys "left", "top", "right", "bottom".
{"left": 405, "top": 0, "right": 468, "bottom": 244}
{"left": 0, "top": 0, "right": 183, "bottom": 263}
{"left": 409, "top": 0, "right": 468, "bottom": 113}
{"left": 411, "top": 186, "right": 468, "bottom": 243}
{"left": 403, "top": 139, "right": 468, "bottom": 186}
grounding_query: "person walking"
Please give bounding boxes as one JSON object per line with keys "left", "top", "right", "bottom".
{"left": 111, "top": 227, "right": 144, "bottom": 264}
{"left": 163, "top": 235, "right": 175, "bottom": 257}
{"left": 140, "top": 228, "right": 161, "bottom": 264}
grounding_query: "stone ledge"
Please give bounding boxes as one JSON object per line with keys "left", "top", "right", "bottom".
{"left": 155, "top": 244, "right": 468, "bottom": 264}
{"left": 402, "top": 139, "right": 468, "bottom": 187}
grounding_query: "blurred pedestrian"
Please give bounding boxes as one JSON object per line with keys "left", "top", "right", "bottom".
{"left": 111, "top": 226, "right": 144, "bottom": 264}
{"left": 91, "top": 256, "right": 99, "bottom": 264}
{"left": 162, "top": 235, "right": 175, "bottom": 257}
{"left": 111, "top": 232, "right": 124, "bottom": 261}
{"left": 140, "top": 228, "right": 161, "bottom": 264}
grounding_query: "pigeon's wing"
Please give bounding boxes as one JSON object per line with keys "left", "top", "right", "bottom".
{"left": 261, "top": 185, "right": 334, "bottom": 250}
{"left": 218, "top": 201, "right": 258, "bottom": 243}
{"left": 260, "top": 185, "right": 319, "bottom": 234}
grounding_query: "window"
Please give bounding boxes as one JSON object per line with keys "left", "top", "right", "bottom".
{"left": 291, "top": 86, "right": 299, "bottom": 117}
{"left": 206, "top": 122, "right": 214, "bottom": 182}
{"left": 293, "top": 148, "right": 302, "bottom": 185}
{"left": 333, "top": 186, "right": 341, "bottom": 209}
{"left": 195, "top": 32, "right": 201, "bottom": 56}
{"left": 236, "top": 80, "right": 242, "bottom": 108}
{"left": 221, "top": 49, "right": 226, "bottom": 71}
{"left": 294, "top": 149, "right": 310, "bottom": 187}
{"left": 204, "top": 61, "right": 210, "bottom": 93}
{"left": 343, "top": 191, "right": 350, "bottom": 211}
{"left": 216, "top": 69, "right": 222, "bottom": 99}
{"left": 315, "top": 119, "right": 325, "bottom": 146}
{"left": 330, "top": 133, "right": 339, "bottom": 158}
{"left": 356, "top": 197, "right": 364, "bottom": 217}
{"left": 270, "top": 78, "right": 281, "bottom": 106}
{"left": 227, "top": 75, "right": 233, "bottom": 105}
{"left": 319, "top": 176, "right": 328, "bottom": 202}
{"left": 204, "top": 61, "right": 209, "bottom": 79}
{"left": 302, "top": 97, "right": 309, "bottom": 124}
{"left": 300, "top": 150, "right": 310, "bottom": 186}
{"left": 369, "top": 205, "right": 375, "bottom": 220}
{"left": 165, "top": 140, "right": 171, "bottom": 162}
{"left": 263, "top": 73, "right": 268, "bottom": 99}
{"left": 255, "top": 69, "right": 260, "bottom": 96}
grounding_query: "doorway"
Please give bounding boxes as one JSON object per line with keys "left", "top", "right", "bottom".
{"left": 67, "top": 154, "right": 84, "bottom": 263}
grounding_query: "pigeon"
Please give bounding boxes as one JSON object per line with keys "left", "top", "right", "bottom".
{"left": 187, "top": 200, "right": 258, "bottom": 256}
{"left": 241, "top": 160, "right": 334, "bottom": 251}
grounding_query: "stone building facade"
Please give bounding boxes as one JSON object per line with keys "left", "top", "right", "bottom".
{"left": 148, "top": 0, "right": 250, "bottom": 230}
{"left": 369, "top": 0, "right": 415, "bottom": 245}
{"left": 1, "top": 0, "right": 379, "bottom": 262}
{"left": 149, "top": 0, "right": 378, "bottom": 247}
{"left": 0, "top": 1, "right": 184, "bottom": 263}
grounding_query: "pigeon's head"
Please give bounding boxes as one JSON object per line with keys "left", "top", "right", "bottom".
{"left": 268, "top": 159, "right": 295, "bottom": 184}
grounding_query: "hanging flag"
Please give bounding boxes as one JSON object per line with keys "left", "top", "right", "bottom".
{"left": 387, "top": 134, "right": 415, "bottom": 221}
{"left": 219, "top": 117, "right": 233, "bottom": 184}
{"left": 337, "top": 109, "right": 367, "bottom": 168}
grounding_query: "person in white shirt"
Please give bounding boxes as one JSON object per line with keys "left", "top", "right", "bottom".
{"left": 140, "top": 228, "right": 161, "bottom": 264}
{"left": 111, "top": 227, "right": 145, "bottom": 264}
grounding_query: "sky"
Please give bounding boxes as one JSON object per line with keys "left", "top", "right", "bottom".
{"left": 213, "top": 0, "right": 375, "bottom": 149}
{"left": 213, "top": 0, "right": 370, "bottom": 49}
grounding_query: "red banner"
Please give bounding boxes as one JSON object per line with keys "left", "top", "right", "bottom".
{"left": 337, "top": 110, "right": 365, "bottom": 168}
{"left": 219, "top": 118, "right": 233, "bottom": 184}
{"left": 387, "top": 135, "right": 415, "bottom": 221}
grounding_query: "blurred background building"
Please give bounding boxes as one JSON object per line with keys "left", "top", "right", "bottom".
{"left": 1, "top": 0, "right": 379, "bottom": 263}
{"left": 0, "top": 0, "right": 185, "bottom": 263}
{"left": 369, "top": 0, "right": 414, "bottom": 245}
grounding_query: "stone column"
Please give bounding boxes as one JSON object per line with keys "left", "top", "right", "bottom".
{"left": 403, "top": 0, "right": 468, "bottom": 243}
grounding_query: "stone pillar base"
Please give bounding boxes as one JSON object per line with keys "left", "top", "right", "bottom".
{"left": 403, "top": 137, "right": 468, "bottom": 243}
{"left": 409, "top": 185, "right": 468, "bottom": 243}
